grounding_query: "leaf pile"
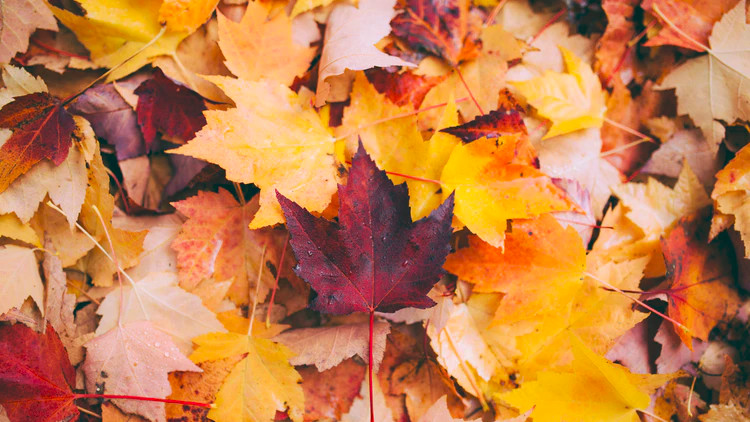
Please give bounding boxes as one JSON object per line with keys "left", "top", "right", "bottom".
{"left": 0, "top": 0, "right": 749, "bottom": 421}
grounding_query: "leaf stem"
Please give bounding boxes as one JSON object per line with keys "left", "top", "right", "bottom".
{"left": 266, "top": 233, "right": 290, "bottom": 328}
{"left": 602, "top": 117, "right": 654, "bottom": 142}
{"left": 368, "top": 310, "right": 375, "bottom": 422}
{"left": 74, "top": 394, "right": 212, "bottom": 408}
{"left": 31, "top": 38, "right": 89, "bottom": 60}
{"left": 529, "top": 7, "right": 566, "bottom": 45}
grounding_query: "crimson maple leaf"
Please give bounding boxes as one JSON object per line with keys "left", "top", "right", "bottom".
{"left": 441, "top": 107, "right": 527, "bottom": 143}
{"left": 0, "top": 323, "right": 78, "bottom": 422}
{"left": 277, "top": 144, "right": 455, "bottom": 314}
{"left": 134, "top": 69, "right": 207, "bottom": 149}
{"left": 0, "top": 92, "right": 75, "bottom": 193}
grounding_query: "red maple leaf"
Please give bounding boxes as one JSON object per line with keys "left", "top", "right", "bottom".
{"left": 389, "top": 0, "right": 481, "bottom": 67}
{"left": 440, "top": 107, "right": 527, "bottom": 143}
{"left": 134, "top": 69, "right": 207, "bottom": 149}
{"left": 0, "top": 92, "right": 75, "bottom": 193}
{"left": 0, "top": 323, "right": 78, "bottom": 422}
{"left": 277, "top": 144, "right": 454, "bottom": 315}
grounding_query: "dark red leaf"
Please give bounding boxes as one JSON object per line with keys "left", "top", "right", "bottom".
{"left": 277, "top": 144, "right": 455, "bottom": 314}
{"left": 390, "top": 0, "right": 481, "bottom": 67}
{"left": 0, "top": 323, "right": 78, "bottom": 422}
{"left": 70, "top": 83, "right": 147, "bottom": 160}
{"left": 440, "top": 107, "right": 527, "bottom": 143}
{"left": 134, "top": 69, "right": 207, "bottom": 149}
{"left": 365, "top": 68, "right": 446, "bottom": 109}
{"left": 0, "top": 92, "right": 75, "bottom": 193}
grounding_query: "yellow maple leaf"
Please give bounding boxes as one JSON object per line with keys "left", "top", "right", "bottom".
{"left": 511, "top": 46, "right": 606, "bottom": 139}
{"left": 191, "top": 332, "right": 305, "bottom": 422}
{"left": 171, "top": 76, "right": 337, "bottom": 228}
{"left": 500, "top": 333, "right": 679, "bottom": 422}
{"left": 218, "top": 2, "right": 315, "bottom": 86}
{"left": 0, "top": 213, "right": 40, "bottom": 247}
{"left": 47, "top": 0, "right": 189, "bottom": 80}
{"left": 440, "top": 136, "right": 575, "bottom": 248}
{"left": 711, "top": 142, "right": 750, "bottom": 256}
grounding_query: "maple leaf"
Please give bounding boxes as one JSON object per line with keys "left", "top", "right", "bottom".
{"left": 0, "top": 115, "right": 91, "bottom": 226}
{"left": 0, "top": 323, "right": 78, "bottom": 422}
{"left": 299, "top": 359, "right": 366, "bottom": 420}
{"left": 440, "top": 107, "right": 527, "bottom": 143}
{"left": 643, "top": 0, "right": 738, "bottom": 51}
{"left": 500, "top": 334, "right": 680, "bottom": 422}
{"left": 711, "top": 142, "right": 750, "bottom": 254}
{"left": 94, "top": 271, "right": 227, "bottom": 354}
{"left": 0, "top": 0, "right": 57, "bottom": 64}
{"left": 444, "top": 214, "right": 586, "bottom": 297}
{"left": 511, "top": 47, "right": 606, "bottom": 139}
{"left": 190, "top": 332, "right": 305, "bottom": 422}
{"left": 171, "top": 76, "right": 337, "bottom": 228}
{"left": 134, "top": 69, "right": 207, "bottom": 148}
{"left": 171, "top": 189, "right": 277, "bottom": 304}
{"left": 316, "top": 0, "right": 414, "bottom": 106}
{"left": 0, "top": 245, "right": 44, "bottom": 317}
{"left": 217, "top": 1, "right": 315, "bottom": 87}
{"left": 0, "top": 92, "right": 75, "bottom": 193}
{"left": 0, "top": 213, "right": 40, "bottom": 246}
{"left": 83, "top": 321, "right": 201, "bottom": 422}
{"left": 390, "top": 0, "right": 481, "bottom": 67}
{"left": 440, "top": 135, "right": 576, "bottom": 248}
{"left": 274, "top": 322, "right": 391, "bottom": 371}
{"left": 658, "top": 0, "right": 750, "bottom": 152}
{"left": 342, "top": 374, "right": 394, "bottom": 422}
{"left": 661, "top": 211, "right": 740, "bottom": 349}
{"left": 277, "top": 143, "right": 455, "bottom": 314}
{"left": 42, "top": 246, "right": 78, "bottom": 356}
{"left": 47, "top": 0, "right": 189, "bottom": 80}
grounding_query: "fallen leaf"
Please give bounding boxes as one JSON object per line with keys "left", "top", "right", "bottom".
{"left": 594, "top": 0, "right": 638, "bottom": 83}
{"left": 0, "top": 323, "right": 78, "bottom": 422}
{"left": 511, "top": 47, "right": 606, "bottom": 139}
{"left": 660, "top": 210, "right": 740, "bottom": 348}
{"left": 444, "top": 215, "right": 586, "bottom": 312}
{"left": 218, "top": 2, "right": 315, "bottom": 86}
{"left": 274, "top": 322, "right": 390, "bottom": 371}
{"left": 710, "top": 142, "right": 750, "bottom": 255}
{"left": 298, "top": 358, "right": 366, "bottom": 421}
{"left": 643, "top": 0, "right": 738, "bottom": 51}
{"left": 83, "top": 321, "right": 201, "bottom": 422}
{"left": 316, "top": 0, "right": 414, "bottom": 106}
{"left": 342, "top": 374, "right": 395, "bottom": 422}
{"left": 42, "top": 244, "right": 77, "bottom": 358}
{"left": 171, "top": 76, "right": 337, "bottom": 228}
{"left": 365, "top": 68, "right": 445, "bottom": 109}
{"left": 0, "top": 92, "right": 75, "bottom": 193}
{"left": 171, "top": 189, "right": 276, "bottom": 304}
{"left": 440, "top": 135, "right": 576, "bottom": 248}
{"left": 654, "top": 320, "right": 708, "bottom": 373}
{"left": 389, "top": 358, "right": 463, "bottom": 421}
{"left": 69, "top": 82, "right": 147, "bottom": 160}
{"left": 658, "top": 0, "right": 750, "bottom": 152}
{"left": 0, "top": 116, "right": 89, "bottom": 226}
{"left": 277, "top": 143, "right": 455, "bottom": 314}
{"left": 0, "top": 0, "right": 57, "bottom": 64}
{"left": 0, "top": 213, "right": 40, "bottom": 246}
{"left": 642, "top": 129, "right": 721, "bottom": 188}
{"left": 440, "top": 107, "right": 527, "bottom": 143}
{"left": 390, "top": 0, "right": 480, "bottom": 66}
{"left": 500, "top": 333, "right": 679, "bottom": 422}
{"left": 94, "top": 271, "right": 227, "bottom": 355}
{"left": 0, "top": 245, "right": 43, "bottom": 316}
{"left": 134, "top": 69, "right": 207, "bottom": 147}
{"left": 190, "top": 332, "right": 305, "bottom": 422}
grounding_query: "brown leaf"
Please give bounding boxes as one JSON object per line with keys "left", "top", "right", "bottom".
{"left": 298, "top": 359, "right": 366, "bottom": 421}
